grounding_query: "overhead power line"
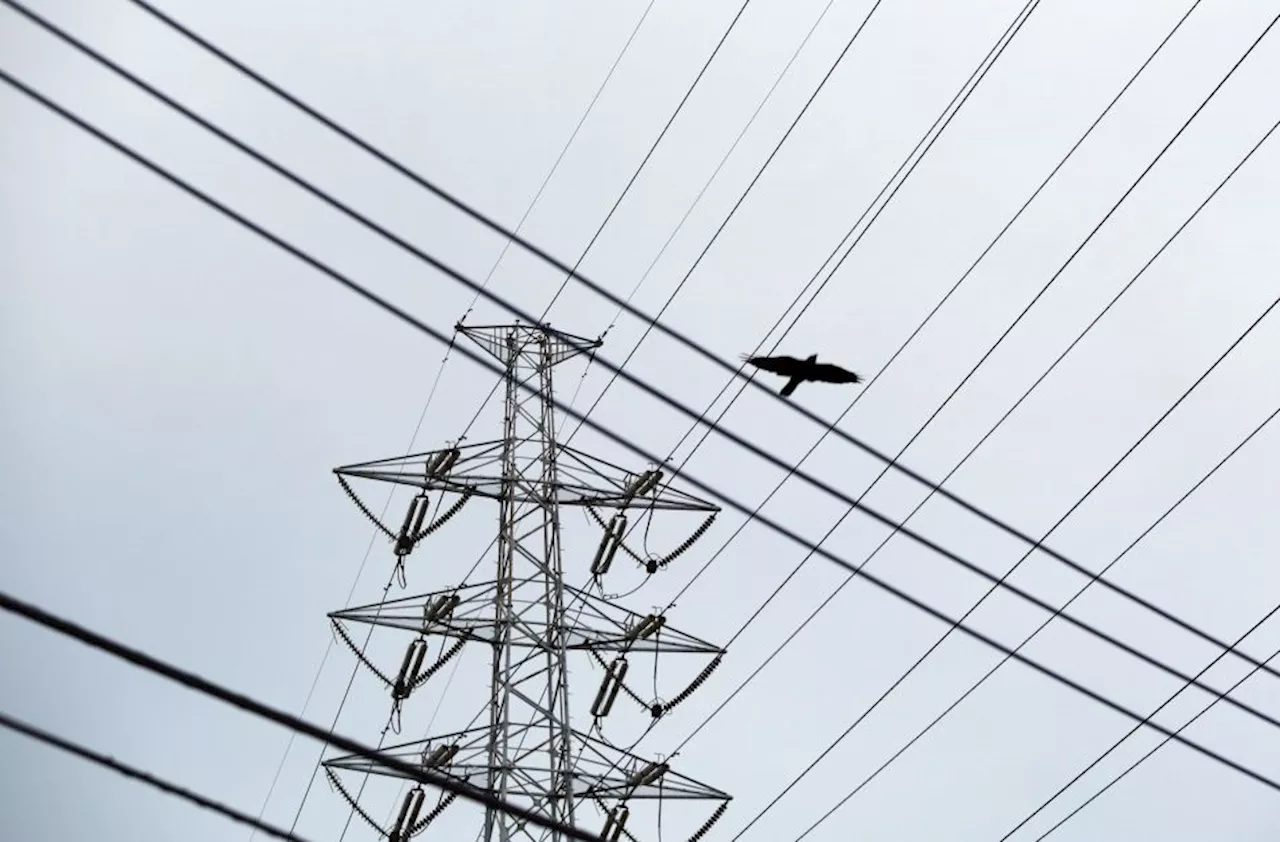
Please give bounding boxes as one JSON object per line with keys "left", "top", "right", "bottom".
{"left": 2, "top": 74, "right": 1277, "bottom": 794}
{"left": 27, "top": 0, "right": 1280, "bottom": 697}
{"left": 669, "top": 7, "right": 1267, "bottom": 751}
{"left": 1032, "top": 642, "right": 1280, "bottom": 841}
{"left": 0, "top": 710, "right": 313, "bottom": 842}
{"left": 11, "top": 2, "right": 1280, "bottom": 707}
{"left": 722, "top": 97, "right": 1280, "bottom": 841}
{"left": 791, "top": 399, "right": 1280, "bottom": 842}
{"left": 992, "top": 407, "right": 1280, "bottom": 842}
{"left": 0, "top": 589, "right": 605, "bottom": 842}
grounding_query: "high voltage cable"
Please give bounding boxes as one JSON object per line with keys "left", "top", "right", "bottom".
{"left": 1030, "top": 641, "right": 1280, "bottom": 841}
{"left": 789, "top": 398, "right": 1280, "bottom": 842}
{"left": 685, "top": 49, "right": 1280, "bottom": 812}
{"left": 0, "top": 710, "right": 313, "bottom": 842}
{"left": 16, "top": 0, "right": 1280, "bottom": 722}
{"left": 5, "top": 74, "right": 1278, "bottom": 794}
{"left": 85, "top": 0, "right": 1280, "bottom": 683}
{"left": 991, "top": 405, "right": 1280, "bottom": 842}
{"left": 561, "top": 0, "right": 889, "bottom": 440}
{"left": 0, "top": 590, "right": 604, "bottom": 842}
{"left": 3, "top": 17, "right": 1278, "bottom": 727}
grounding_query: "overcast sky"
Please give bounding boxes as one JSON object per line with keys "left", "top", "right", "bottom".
{"left": 3, "top": 0, "right": 1280, "bottom": 840}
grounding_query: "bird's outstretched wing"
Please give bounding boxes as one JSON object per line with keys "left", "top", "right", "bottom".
{"left": 741, "top": 354, "right": 805, "bottom": 377}
{"left": 809, "top": 362, "right": 862, "bottom": 384}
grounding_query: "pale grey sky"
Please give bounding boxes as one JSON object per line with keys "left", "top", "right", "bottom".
{"left": 3, "top": 0, "right": 1280, "bottom": 840}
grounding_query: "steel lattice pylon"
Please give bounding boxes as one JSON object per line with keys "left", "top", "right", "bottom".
{"left": 324, "top": 323, "right": 730, "bottom": 842}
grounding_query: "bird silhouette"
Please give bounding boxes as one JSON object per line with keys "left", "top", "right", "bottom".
{"left": 740, "top": 353, "right": 863, "bottom": 398}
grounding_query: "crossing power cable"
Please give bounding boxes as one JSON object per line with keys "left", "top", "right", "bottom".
{"left": 4, "top": 74, "right": 1279, "bottom": 795}
{"left": 99, "top": 0, "right": 1280, "bottom": 686}
{"left": 730, "top": 258, "right": 1280, "bottom": 840}
{"left": 792, "top": 399, "right": 1280, "bottom": 842}
{"left": 0, "top": 590, "right": 604, "bottom": 842}
{"left": 990, "top": 408, "right": 1280, "bottom": 841}
{"left": 1029, "top": 638, "right": 1280, "bottom": 841}
{"left": 0, "top": 710, "right": 313, "bottom": 842}
{"left": 5, "top": 20, "right": 1279, "bottom": 725}
{"left": 672, "top": 20, "right": 1272, "bottom": 764}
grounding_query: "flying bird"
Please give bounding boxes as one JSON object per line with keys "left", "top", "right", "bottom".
{"left": 741, "top": 353, "right": 863, "bottom": 398}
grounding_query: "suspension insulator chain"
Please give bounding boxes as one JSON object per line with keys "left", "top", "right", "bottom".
{"left": 336, "top": 474, "right": 397, "bottom": 541}
{"left": 407, "top": 791, "right": 458, "bottom": 837}
{"left": 590, "top": 649, "right": 651, "bottom": 713}
{"left": 331, "top": 619, "right": 396, "bottom": 689}
{"left": 585, "top": 505, "right": 646, "bottom": 564}
{"left": 409, "top": 489, "right": 474, "bottom": 547}
{"left": 324, "top": 767, "right": 389, "bottom": 838}
{"left": 651, "top": 652, "right": 724, "bottom": 719}
{"left": 687, "top": 802, "right": 729, "bottom": 842}
{"left": 410, "top": 638, "right": 465, "bottom": 692}
{"left": 658, "top": 513, "right": 717, "bottom": 567}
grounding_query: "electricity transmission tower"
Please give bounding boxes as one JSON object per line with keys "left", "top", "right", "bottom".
{"left": 323, "top": 322, "right": 731, "bottom": 842}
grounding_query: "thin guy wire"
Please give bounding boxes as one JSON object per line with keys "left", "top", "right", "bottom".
{"left": 537, "top": 0, "right": 760, "bottom": 319}
{"left": 798, "top": 400, "right": 1280, "bottom": 842}
{"left": 447, "top": 0, "right": 657, "bottom": 442}
{"left": 0, "top": 710, "right": 313, "bottom": 842}
{"left": 92, "top": 0, "right": 1276, "bottom": 699}
{"left": 472, "top": 0, "right": 657, "bottom": 315}
{"left": 3, "top": 82, "right": 1278, "bottom": 791}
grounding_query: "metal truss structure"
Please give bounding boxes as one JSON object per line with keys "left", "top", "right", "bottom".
{"left": 323, "top": 323, "right": 731, "bottom": 842}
